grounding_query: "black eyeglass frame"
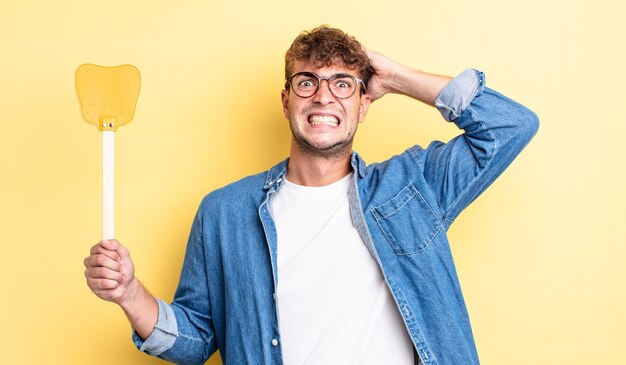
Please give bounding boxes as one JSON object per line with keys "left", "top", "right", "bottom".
{"left": 285, "top": 71, "right": 367, "bottom": 99}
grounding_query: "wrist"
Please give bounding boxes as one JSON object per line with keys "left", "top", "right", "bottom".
{"left": 119, "top": 277, "right": 159, "bottom": 340}
{"left": 119, "top": 276, "right": 142, "bottom": 311}
{"left": 376, "top": 62, "right": 406, "bottom": 96}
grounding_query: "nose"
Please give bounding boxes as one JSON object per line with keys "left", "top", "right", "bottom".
{"left": 311, "top": 79, "right": 335, "bottom": 105}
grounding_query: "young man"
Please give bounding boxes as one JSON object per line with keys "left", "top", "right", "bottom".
{"left": 84, "top": 26, "right": 539, "bottom": 364}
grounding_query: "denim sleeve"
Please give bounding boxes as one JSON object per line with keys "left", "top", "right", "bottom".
{"left": 132, "top": 298, "right": 178, "bottom": 355}
{"left": 132, "top": 205, "right": 218, "bottom": 364}
{"left": 417, "top": 68, "right": 539, "bottom": 224}
{"left": 435, "top": 68, "right": 482, "bottom": 122}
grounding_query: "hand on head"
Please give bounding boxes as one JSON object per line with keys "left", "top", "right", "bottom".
{"left": 364, "top": 48, "right": 403, "bottom": 102}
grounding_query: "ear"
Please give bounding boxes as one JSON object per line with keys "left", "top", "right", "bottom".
{"left": 358, "top": 93, "right": 371, "bottom": 123}
{"left": 281, "top": 89, "right": 290, "bottom": 119}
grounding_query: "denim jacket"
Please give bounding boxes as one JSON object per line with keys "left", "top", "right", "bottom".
{"left": 133, "top": 69, "right": 539, "bottom": 365}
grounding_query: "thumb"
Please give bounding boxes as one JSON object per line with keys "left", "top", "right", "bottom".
{"left": 100, "top": 239, "right": 119, "bottom": 251}
{"left": 100, "top": 239, "right": 131, "bottom": 260}
{"left": 113, "top": 240, "right": 131, "bottom": 260}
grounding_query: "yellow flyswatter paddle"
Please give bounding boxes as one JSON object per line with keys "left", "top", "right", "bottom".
{"left": 75, "top": 64, "right": 141, "bottom": 240}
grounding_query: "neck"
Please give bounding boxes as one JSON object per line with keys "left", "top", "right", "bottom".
{"left": 286, "top": 143, "right": 352, "bottom": 186}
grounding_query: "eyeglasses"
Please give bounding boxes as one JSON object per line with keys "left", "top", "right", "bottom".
{"left": 285, "top": 71, "right": 366, "bottom": 99}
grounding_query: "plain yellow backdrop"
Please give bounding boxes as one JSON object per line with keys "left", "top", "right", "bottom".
{"left": 1, "top": 0, "right": 624, "bottom": 364}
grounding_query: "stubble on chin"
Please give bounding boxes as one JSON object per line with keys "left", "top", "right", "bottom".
{"left": 289, "top": 125, "right": 354, "bottom": 160}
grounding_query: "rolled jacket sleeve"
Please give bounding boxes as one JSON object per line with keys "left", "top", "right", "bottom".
{"left": 132, "top": 298, "right": 178, "bottom": 356}
{"left": 435, "top": 68, "right": 483, "bottom": 122}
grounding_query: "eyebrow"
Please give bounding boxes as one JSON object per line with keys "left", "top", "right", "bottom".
{"left": 297, "top": 72, "right": 355, "bottom": 78}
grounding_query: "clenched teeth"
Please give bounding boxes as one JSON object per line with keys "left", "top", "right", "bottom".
{"left": 309, "top": 115, "right": 339, "bottom": 126}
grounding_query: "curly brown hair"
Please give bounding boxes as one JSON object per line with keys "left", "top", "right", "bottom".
{"left": 285, "top": 25, "right": 373, "bottom": 91}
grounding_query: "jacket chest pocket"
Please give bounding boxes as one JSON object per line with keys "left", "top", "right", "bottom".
{"left": 371, "top": 183, "right": 442, "bottom": 255}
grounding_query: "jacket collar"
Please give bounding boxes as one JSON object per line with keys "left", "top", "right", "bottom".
{"left": 350, "top": 151, "right": 367, "bottom": 178}
{"left": 263, "top": 152, "right": 366, "bottom": 190}
{"left": 263, "top": 158, "right": 288, "bottom": 190}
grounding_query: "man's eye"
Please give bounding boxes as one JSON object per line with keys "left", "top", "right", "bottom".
{"left": 334, "top": 79, "right": 353, "bottom": 88}
{"left": 298, "top": 80, "right": 316, "bottom": 88}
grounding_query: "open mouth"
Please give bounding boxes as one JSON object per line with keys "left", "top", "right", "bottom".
{"left": 308, "top": 114, "right": 339, "bottom": 127}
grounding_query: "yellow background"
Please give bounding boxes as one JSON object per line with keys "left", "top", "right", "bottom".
{"left": 1, "top": 0, "right": 624, "bottom": 364}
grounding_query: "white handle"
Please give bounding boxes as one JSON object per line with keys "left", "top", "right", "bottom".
{"left": 103, "top": 131, "right": 114, "bottom": 239}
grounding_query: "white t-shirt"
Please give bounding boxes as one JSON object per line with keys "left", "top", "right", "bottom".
{"left": 270, "top": 173, "right": 415, "bottom": 365}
